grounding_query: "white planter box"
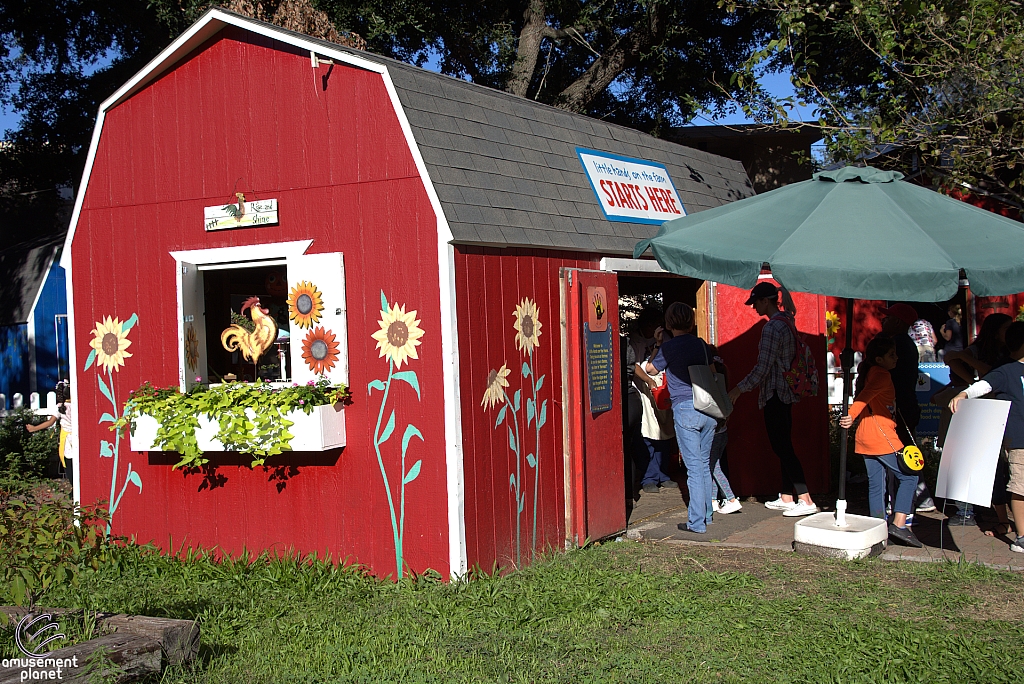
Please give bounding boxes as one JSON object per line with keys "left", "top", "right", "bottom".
{"left": 129, "top": 403, "right": 346, "bottom": 453}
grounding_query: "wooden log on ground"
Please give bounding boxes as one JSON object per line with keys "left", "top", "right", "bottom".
{"left": 100, "top": 614, "right": 200, "bottom": 666}
{"left": 0, "top": 633, "right": 161, "bottom": 684}
{"left": 1, "top": 607, "right": 200, "bottom": 673}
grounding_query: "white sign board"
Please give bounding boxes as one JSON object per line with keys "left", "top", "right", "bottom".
{"left": 576, "top": 148, "right": 686, "bottom": 224}
{"left": 204, "top": 198, "right": 279, "bottom": 231}
{"left": 935, "top": 398, "right": 1010, "bottom": 508}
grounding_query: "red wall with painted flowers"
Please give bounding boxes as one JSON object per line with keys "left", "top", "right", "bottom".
{"left": 70, "top": 27, "right": 450, "bottom": 578}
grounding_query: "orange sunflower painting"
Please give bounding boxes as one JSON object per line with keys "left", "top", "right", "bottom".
{"left": 301, "top": 326, "right": 340, "bottom": 374}
{"left": 287, "top": 281, "right": 324, "bottom": 329}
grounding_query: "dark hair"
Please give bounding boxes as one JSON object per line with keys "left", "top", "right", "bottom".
{"left": 637, "top": 306, "right": 663, "bottom": 331}
{"left": 664, "top": 302, "right": 695, "bottom": 333}
{"left": 56, "top": 381, "right": 70, "bottom": 414}
{"left": 975, "top": 313, "right": 1013, "bottom": 364}
{"left": 948, "top": 303, "right": 962, "bottom": 322}
{"left": 1005, "top": 321, "right": 1024, "bottom": 355}
{"left": 855, "top": 335, "right": 895, "bottom": 395}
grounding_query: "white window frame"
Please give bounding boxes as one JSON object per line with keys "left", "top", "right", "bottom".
{"left": 169, "top": 240, "right": 313, "bottom": 391}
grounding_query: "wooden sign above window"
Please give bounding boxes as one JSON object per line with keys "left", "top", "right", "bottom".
{"left": 204, "top": 196, "right": 279, "bottom": 231}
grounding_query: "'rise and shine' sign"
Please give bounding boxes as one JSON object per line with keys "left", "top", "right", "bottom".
{"left": 577, "top": 148, "right": 686, "bottom": 224}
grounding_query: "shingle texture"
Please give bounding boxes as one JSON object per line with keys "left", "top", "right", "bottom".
{"left": 0, "top": 236, "right": 61, "bottom": 327}
{"left": 383, "top": 60, "right": 754, "bottom": 254}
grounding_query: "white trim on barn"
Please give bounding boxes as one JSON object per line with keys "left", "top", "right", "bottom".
{"left": 61, "top": 8, "right": 468, "bottom": 577}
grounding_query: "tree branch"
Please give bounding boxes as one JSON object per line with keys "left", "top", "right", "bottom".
{"left": 553, "top": 5, "right": 665, "bottom": 113}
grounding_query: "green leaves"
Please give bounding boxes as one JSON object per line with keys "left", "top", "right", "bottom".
{"left": 84, "top": 348, "right": 96, "bottom": 371}
{"left": 122, "top": 379, "right": 351, "bottom": 470}
{"left": 380, "top": 290, "right": 390, "bottom": 313}
{"left": 392, "top": 371, "right": 420, "bottom": 400}
{"left": 380, "top": 410, "right": 396, "bottom": 444}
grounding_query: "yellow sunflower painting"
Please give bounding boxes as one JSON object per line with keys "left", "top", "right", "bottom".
{"left": 513, "top": 298, "right": 542, "bottom": 354}
{"left": 185, "top": 324, "right": 200, "bottom": 371}
{"left": 371, "top": 301, "right": 425, "bottom": 369}
{"left": 481, "top": 364, "right": 511, "bottom": 411}
{"left": 89, "top": 316, "right": 133, "bottom": 373}
{"left": 287, "top": 281, "right": 325, "bottom": 329}
{"left": 301, "top": 326, "right": 341, "bottom": 374}
{"left": 826, "top": 310, "right": 841, "bottom": 338}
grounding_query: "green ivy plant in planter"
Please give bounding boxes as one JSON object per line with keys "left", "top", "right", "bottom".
{"left": 117, "top": 377, "right": 350, "bottom": 469}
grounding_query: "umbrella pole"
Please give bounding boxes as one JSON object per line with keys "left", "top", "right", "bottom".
{"left": 835, "top": 297, "right": 855, "bottom": 527}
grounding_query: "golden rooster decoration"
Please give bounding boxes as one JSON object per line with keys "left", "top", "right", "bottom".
{"left": 221, "top": 296, "right": 278, "bottom": 364}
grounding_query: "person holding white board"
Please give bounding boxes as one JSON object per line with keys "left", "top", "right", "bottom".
{"left": 950, "top": 321, "right": 1024, "bottom": 553}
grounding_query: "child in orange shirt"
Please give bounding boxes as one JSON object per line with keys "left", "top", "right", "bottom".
{"left": 840, "top": 336, "right": 923, "bottom": 547}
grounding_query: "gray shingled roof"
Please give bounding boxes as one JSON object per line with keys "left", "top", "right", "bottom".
{"left": 149, "top": 11, "right": 757, "bottom": 256}
{"left": 382, "top": 61, "right": 754, "bottom": 255}
{"left": 0, "top": 236, "right": 61, "bottom": 327}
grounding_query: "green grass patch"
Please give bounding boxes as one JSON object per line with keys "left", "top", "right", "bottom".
{"left": 3, "top": 541, "right": 1022, "bottom": 683}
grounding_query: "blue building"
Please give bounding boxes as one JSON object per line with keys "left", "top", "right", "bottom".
{"left": 0, "top": 235, "right": 69, "bottom": 406}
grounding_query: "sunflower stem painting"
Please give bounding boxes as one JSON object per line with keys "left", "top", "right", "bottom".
{"left": 369, "top": 291, "right": 425, "bottom": 579}
{"left": 84, "top": 313, "right": 143, "bottom": 536}
{"left": 482, "top": 298, "right": 547, "bottom": 566}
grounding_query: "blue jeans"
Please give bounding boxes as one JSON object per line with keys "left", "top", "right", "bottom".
{"left": 709, "top": 430, "right": 735, "bottom": 501}
{"left": 641, "top": 438, "right": 675, "bottom": 487}
{"left": 864, "top": 453, "right": 919, "bottom": 519}
{"left": 673, "top": 400, "right": 718, "bottom": 533}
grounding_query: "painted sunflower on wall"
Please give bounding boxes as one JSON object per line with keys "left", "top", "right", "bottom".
{"left": 287, "top": 281, "right": 324, "bottom": 329}
{"left": 301, "top": 326, "right": 340, "bottom": 374}
{"left": 513, "top": 298, "right": 542, "bottom": 353}
{"left": 481, "top": 363, "right": 510, "bottom": 410}
{"left": 89, "top": 316, "right": 134, "bottom": 373}
{"left": 371, "top": 302, "right": 425, "bottom": 369}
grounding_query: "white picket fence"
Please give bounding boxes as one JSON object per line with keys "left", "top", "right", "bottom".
{"left": 0, "top": 391, "right": 59, "bottom": 417}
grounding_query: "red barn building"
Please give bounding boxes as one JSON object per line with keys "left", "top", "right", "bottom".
{"left": 62, "top": 9, "right": 829, "bottom": 579}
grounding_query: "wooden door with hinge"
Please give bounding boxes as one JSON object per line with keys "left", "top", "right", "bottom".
{"left": 560, "top": 267, "right": 625, "bottom": 547}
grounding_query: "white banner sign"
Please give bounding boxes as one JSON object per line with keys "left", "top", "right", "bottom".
{"left": 935, "top": 398, "right": 1010, "bottom": 507}
{"left": 577, "top": 148, "right": 686, "bottom": 224}
{"left": 204, "top": 198, "right": 279, "bottom": 231}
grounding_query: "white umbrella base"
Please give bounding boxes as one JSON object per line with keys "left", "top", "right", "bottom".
{"left": 793, "top": 512, "right": 888, "bottom": 560}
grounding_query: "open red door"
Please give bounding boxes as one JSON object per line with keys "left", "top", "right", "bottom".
{"left": 560, "top": 267, "right": 625, "bottom": 546}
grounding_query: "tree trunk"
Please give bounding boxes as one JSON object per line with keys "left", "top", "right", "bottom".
{"left": 507, "top": 0, "right": 551, "bottom": 98}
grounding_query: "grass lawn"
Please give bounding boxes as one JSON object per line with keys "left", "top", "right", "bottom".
{"left": 5, "top": 540, "right": 1023, "bottom": 683}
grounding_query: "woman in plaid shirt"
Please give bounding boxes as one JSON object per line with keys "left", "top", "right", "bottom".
{"left": 728, "top": 282, "right": 818, "bottom": 517}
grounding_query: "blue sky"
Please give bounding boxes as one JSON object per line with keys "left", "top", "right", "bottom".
{"left": 0, "top": 61, "right": 816, "bottom": 138}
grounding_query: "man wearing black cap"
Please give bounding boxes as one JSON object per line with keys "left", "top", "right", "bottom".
{"left": 728, "top": 282, "right": 818, "bottom": 516}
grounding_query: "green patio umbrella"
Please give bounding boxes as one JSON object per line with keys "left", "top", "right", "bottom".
{"left": 634, "top": 166, "right": 1024, "bottom": 300}
{"left": 634, "top": 165, "right": 1024, "bottom": 530}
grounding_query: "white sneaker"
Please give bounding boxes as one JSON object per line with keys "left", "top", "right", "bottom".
{"left": 712, "top": 499, "right": 721, "bottom": 512}
{"left": 783, "top": 501, "right": 819, "bottom": 517}
{"left": 718, "top": 499, "right": 743, "bottom": 514}
{"left": 765, "top": 496, "right": 797, "bottom": 511}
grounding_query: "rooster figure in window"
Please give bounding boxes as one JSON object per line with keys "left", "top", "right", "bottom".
{"left": 220, "top": 296, "right": 278, "bottom": 364}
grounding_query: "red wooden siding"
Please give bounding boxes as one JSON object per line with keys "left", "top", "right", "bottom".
{"left": 715, "top": 284, "right": 830, "bottom": 495}
{"left": 72, "top": 28, "right": 449, "bottom": 578}
{"left": 454, "top": 246, "right": 598, "bottom": 571}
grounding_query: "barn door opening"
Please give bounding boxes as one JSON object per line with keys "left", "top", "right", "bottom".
{"left": 617, "top": 272, "right": 709, "bottom": 522}
{"left": 560, "top": 267, "right": 625, "bottom": 546}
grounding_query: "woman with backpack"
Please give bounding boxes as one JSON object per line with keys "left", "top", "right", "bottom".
{"left": 839, "top": 335, "right": 923, "bottom": 547}
{"left": 728, "top": 282, "right": 818, "bottom": 517}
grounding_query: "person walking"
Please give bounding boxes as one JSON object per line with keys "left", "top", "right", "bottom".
{"left": 26, "top": 380, "right": 75, "bottom": 481}
{"left": 940, "top": 304, "right": 964, "bottom": 357}
{"left": 950, "top": 321, "right": 1024, "bottom": 551}
{"left": 646, "top": 302, "right": 717, "bottom": 533}
{"left": 840, "top": 335, "right": 923, "bottom": 547}
{"left": 880, "top": 303, "right": 936, "bottom": 515}
{"left": 630, "top": 307, "right": 678, "bottom": 495}
{"left": 727, "top": 282, "right": 817, "bottom": 517}
{"left": 707, "top": 344, "right": 742, "bottom": 514}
